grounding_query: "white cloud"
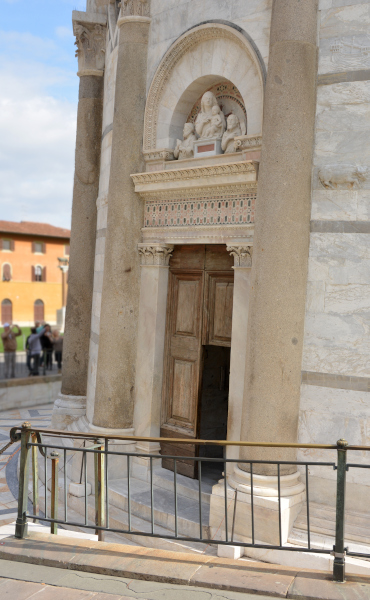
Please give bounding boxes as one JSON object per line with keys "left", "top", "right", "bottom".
{"left": 0, "top": 33, "right": 78, "bottom": 229}
{"left": 56, "top": 26, "right": 74, "bottom": 40}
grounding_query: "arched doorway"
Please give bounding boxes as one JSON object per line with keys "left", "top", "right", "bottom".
{"left": 1, "top": 299, "right": 12, "bottom": 325}
{"left": 34, "top": 299, "right": 44, "bottom": 323}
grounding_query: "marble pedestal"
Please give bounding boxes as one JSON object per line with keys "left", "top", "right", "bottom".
{"left": 51, "top": 393, "right": 87, "bottom": 429}
{"left": 210, "top": 467, "right": 305, "bottom": 550}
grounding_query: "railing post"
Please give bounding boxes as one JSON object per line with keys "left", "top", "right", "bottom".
{"left": 15, "top": 422, "right": 32, "bottom": 538}
{"left": 32, "top": 433, "right": 39, "bottom": 523}
{"left": 333, "top": 438, "right": 348, "bottom": 582}
{"left": 94, "top": 441, "right": 105, "bottom": 541}
{"left": 50, "top": 451, "right": 59, "bottom": 535}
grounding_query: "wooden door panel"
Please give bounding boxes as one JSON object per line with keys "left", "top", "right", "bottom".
{"left": 203, "top": 272, "right": 234, "bottom": 347}
{"left": 170, "top": 358, "right": 194, "bottom": 425}
{"left": 175, "top": 280, "right": 199, "bottom": 336}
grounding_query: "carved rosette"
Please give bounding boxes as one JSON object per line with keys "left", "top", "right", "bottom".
{"left": 121, "top": 0, "right": 150, "bottom": 17}
{"left": 227, "top": 245, "right": 253, "bottom": 267}
{"left": 138, "top": 244, "right": 173, "bottom": 266}
{"left": 74, "top": 22, "right": 106, "bottom": 74}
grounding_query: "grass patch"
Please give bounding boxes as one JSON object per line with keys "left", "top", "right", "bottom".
{"left": 0, "top": 327, "right": 31, "bottom": 353}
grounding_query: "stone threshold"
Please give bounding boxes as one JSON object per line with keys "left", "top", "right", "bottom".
{"left": 0, "top": 532, "right": 370, "bottom": 599}
{"left": 0, "top": 374, "right": 61, "bottom": 389}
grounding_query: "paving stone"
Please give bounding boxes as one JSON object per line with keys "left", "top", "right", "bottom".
{"left": 288, "top": 571, "right": 370, "bottom": 600}
{"left": 0, "top": 577, "right": 44, "bottom": 598}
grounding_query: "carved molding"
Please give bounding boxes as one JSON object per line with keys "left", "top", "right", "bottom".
{"left": 138, "top": 244, "right": 173, "bottom": 266}
{"left": 132, "top": 161, "right": 258, "bottom": 187}
{"left": 234, "top": 135, "right": 262, "bottom": 153}
{"left": 74, "top": 22, "right": 106, "bottom": 74}
{"left": 143, "top": 148, "right": 174, "bottom": 162}
{"left": 140, "top": 184, "right": 257, "bottom": 203}
{"left": 120, "top": 0, "right": 150, "bottom": 17}
{"left": 227, "top": 245, "right": 253, "bottom": 267}
{"left": 143, "top": 25, "right": 264, "bottom": 151}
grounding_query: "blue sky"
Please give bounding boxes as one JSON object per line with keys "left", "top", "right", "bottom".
{"left": 0, "top": 0, "right": 87, "bottom": 228}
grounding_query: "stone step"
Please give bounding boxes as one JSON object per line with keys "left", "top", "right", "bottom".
{"left": 152, "top": 466, "right": 214, "bottom": 503}
{"left": 289, "top": 527, "right": 370, "bottom": 562}
{"left": 108, "top": 477, "right": 211, "bottom": 539}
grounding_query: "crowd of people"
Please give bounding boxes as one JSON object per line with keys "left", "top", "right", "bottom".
{"left": 1, "top": 322, "right": 64, "bottom": 379}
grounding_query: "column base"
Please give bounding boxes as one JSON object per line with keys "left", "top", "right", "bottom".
{"left": 132, "top": 441, "right": 162, "bottom": 482}
{"left": 210, "top": 468, "right": 305, "bottom": 547}
{"left": 51, "top": 393, "right": 87, "bottom": 430}
{"left": 89, "top": 423, "right": 136, "bottom": 482}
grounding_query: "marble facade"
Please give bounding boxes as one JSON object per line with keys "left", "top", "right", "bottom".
{"left": 55, "top": 0, "right": 370, "bottom": 562}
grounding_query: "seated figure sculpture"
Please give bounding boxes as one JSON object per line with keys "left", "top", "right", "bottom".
{"left": 221, "top": 113, "right": 243, "bottom": 154}
{"left": 174, "top": 122, "right": 197, "bottom": 160}
{"left": 195, "top": 91, "right": 226, "bottom": 140}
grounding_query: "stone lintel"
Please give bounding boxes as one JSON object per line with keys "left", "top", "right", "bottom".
{"left": 72, "top": 10, "right": 107, "bottom": 26}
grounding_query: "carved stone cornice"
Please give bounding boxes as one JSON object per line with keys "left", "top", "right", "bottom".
{"left": 132, "top": 161, "right": 258, "bottom": 197}
{"left": 227, "top": 245, "right": 253, "bottom": 267}
{"left": 73, "top": 17, "right": 106, "bottom": 76}
{"left": 141, "top": 184, "right": 257, "bottom": 203}
{"left": 138, "top": 244, "right": 173, "bottom": 266}
{"left": 234, "top": 135, "right": 262, "bottom": 153}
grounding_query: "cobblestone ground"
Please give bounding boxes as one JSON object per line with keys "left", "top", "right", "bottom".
{"left": 0, "top": 403, "right": 53, "bottom": 524}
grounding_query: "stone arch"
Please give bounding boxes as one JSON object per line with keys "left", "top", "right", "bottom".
{"left": 143, "top": 22, "right": 265, "bottom": 152}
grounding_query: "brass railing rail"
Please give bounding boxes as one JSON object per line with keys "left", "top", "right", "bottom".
{"left": 9, "top": 422, "right": 370, "bottom": 584}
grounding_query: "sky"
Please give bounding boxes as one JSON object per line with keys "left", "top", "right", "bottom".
{"left": 0, "top": 0, "right": 87, "bottom": 229}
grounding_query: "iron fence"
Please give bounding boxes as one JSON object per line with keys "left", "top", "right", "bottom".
{"left": 7, "top": 423, "right": 370, "bottom": 583}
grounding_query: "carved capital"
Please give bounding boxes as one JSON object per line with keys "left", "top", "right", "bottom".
{"left": 120, "top": 0, "right": 150, "bottom": 17}
{"left": 227, "top": 245, "right": 253, "bottom": 268}
{"left": 138, "top": 244, "right": 173, "bottom": 266}
{"left": 74, "top": 22, "right": 106, "bottom": 74}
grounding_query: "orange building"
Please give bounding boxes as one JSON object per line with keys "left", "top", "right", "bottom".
{"left": 0, "top": 221, "right": 70, "bottom": 326}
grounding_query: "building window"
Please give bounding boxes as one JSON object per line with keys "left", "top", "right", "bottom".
{"left": 64, "top": 244, "right": 70, "bottom": 256}
{"left": 32, "top": 241, "right": 46, "bottom": 254}
{"left": 2, "top": 263, "right": 11, "bottom": 282}
{"left": 1, "top": 239, "right": 14, "bottom": 251}
{"left": 32, "top": 265, "right": 46, "bottom": 282}
{"left": 34, "top": 299, "right": 44, "bottom": 322}
{"left": 1, "top": 299, "right": 12, "bottom": 325}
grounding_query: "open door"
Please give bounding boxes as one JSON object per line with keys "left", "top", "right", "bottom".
{"left": 160, "top": 270, "right": 204, "bottom": 478}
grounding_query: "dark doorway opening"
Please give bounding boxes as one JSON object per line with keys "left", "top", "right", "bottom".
{"left": 198, "top": 345, "right": 230, "bottom": 481}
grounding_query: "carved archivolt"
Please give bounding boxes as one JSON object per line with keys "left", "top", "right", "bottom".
{"left": 227, "top": 245, "right": 253, "bottom": 268}
{"left": 144, "top": 23, "right": 265, "bottom": 152}
{"left": 74, "top": 23, "right": 106, "bottom": 73}
{"left": 138, "top": 244, "right": 173, "bottom": 266}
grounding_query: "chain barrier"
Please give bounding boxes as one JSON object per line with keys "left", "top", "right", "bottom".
{"left": 0, "top": 439, "right": 16, "bottom": 456}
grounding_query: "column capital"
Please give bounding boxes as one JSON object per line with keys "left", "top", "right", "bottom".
{"left": 118, "top": 0, "right": 151, "bottom": 25}
{"left": 227, "top": 245, "right": 253, "bottom": 268}
{"left": 138, "top": 243, "right": 173, "bottom": 266}
{"left": 73, "top": 21, "right": 106, "bottom": 76}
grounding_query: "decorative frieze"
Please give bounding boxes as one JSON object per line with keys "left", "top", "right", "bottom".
{"left": 74, "top": 21, "right": 106, "bottom": 74}
{"left": 331, "top": 37, "right": 370, "bottom": 70}
{"left": 143, "top": 148, "right": 175, "bottom": 163}
{"left": 318, "top": 164, "right": 367, "bottom": 190}
{"left": 121, "top": 0, "right": 150, "bottom": 17}
{"left": 138, "top": 244, "right": 173, "bottom": 266}
{"left": 132, "top": 161, "right": 258, "bottom": 187}
{"left": 227, "top": 245, "right": 253, "bottom": 268}
{"left": 234, "top": 135, "right": 262, "bottom": 153}
{"left": 144, "top": 193, "right": 256, "bottom": 229}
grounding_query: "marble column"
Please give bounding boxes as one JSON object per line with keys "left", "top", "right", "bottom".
{"left": 52, "top": 14, "right": 106, "bottom": 429}
{"left": 237, "top": 0, "right": 319, "bottom": 476}
{"left": 225, "top": 246, "right": 253, "bottom": 472}
{"left": 133, "top": 244, "right": 173, "bottom": 477}
{"left": 92, "top": 3, "right": 151, "bottom": 431}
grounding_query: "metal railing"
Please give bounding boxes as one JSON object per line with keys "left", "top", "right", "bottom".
{"left": 8, "top": 422, "right": 370, "bottom": 583}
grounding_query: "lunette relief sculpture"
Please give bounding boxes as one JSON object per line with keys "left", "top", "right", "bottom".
{"left": 222, "top": 113, "right": 242, "bottom": 154}
{"left": 195, "top": 91, "right": 226, "bottom": 140}
{"left": 74, "top": 23, "right": 106, "bottom": 72}
{"left": 318, "top": 164, "right": 367, "bottom": 190}
{"left": 121, "top": 0, "right": 150, "bottom": 17}
{"left": 174, "top": 123, "right": 197, "bottom": 160}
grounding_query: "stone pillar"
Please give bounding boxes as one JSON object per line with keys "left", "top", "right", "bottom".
{"left": 225, "top": 246, "right": 253, "bottom": 472}
{"left": 52, "top": 14, "right": 106, "bottom": 429}
{"left": 92, "top": 1, "right": 151, "bottom": 431}
{"left": 133, "top": 244, "right": 173, "bottom": 477}
{"left": 211, "top": 0, "right": 318, "bottom": 549}
{"left": 238, "top": 0, "right": 319, "bottom": 475}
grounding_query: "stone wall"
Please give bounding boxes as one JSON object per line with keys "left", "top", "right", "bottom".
{"left": 298, "top": 0, "right": 370, "bottom": 503}
{"left": 0, "top": 376, "right": 61, "bottom": 412}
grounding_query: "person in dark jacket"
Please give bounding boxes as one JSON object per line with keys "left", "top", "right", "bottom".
{"left": 28, "top": 327, "right": 45, "bottom": 376}
{"left": 40, "top": 324, "right": 53, "bottom": 371}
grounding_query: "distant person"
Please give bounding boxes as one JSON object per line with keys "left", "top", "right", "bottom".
{"left": 25, "top": 332, "right": 32, "bottom": 376}
{"left": 40, "top": 324, "right": 53, "bottom": 371}
{"left": 28, "top": 326, "right": 45, "bottom": 376}
{"left": 53, "top": 330, "right": 63, "bottom": 373}
{"left": 35, "top": 321, "right": 44, "bottom": 334}
{"left": 1, "top": 323, "right": 22, "bottom": 379}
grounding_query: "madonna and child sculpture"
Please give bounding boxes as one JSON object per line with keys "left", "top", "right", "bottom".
{"left": 195, "top": 91, "right": 226, "bottom": 140}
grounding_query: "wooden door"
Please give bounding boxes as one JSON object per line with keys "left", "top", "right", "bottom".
{"left": 203, "top": 272, "right": 234, "bottom": 347}
{"left": 161, "top": 270, "right": 204, "bottom": 477}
